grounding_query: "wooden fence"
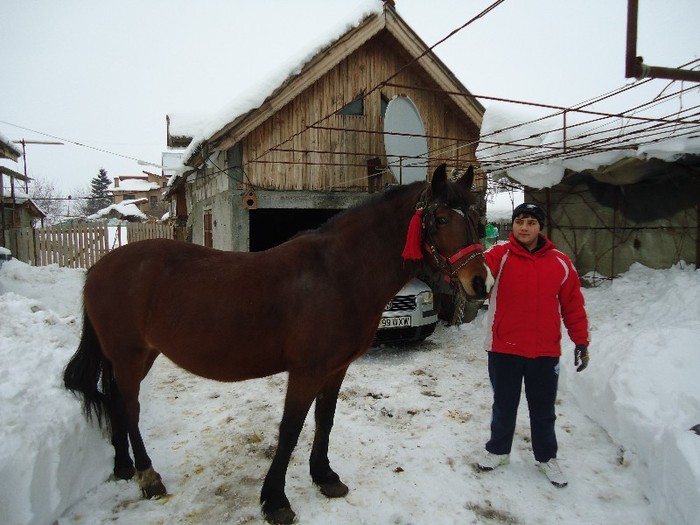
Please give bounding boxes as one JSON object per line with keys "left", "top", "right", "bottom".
{"left": 2, "top": 222, "right": 176, "bottom": 269}
{"left": 126, "top": 222, "right": 174, "bottom": 243}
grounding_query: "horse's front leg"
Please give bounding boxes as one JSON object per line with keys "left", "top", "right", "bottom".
{"left": 261, "top": 372, "right": 318, "bottom": 525}
{"left": 310, "top": 367, "right": 349, "bottom": 498}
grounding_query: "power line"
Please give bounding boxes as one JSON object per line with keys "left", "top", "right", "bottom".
{"left": 0, "top": 119, "right": 163, "bottom": 167}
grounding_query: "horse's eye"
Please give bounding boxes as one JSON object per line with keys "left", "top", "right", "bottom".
{"left": 436, "top": 216, "right": 448, "bottom": 225}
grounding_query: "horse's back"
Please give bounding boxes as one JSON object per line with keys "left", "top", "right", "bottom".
{"left": 82, "top": 238, "right": 329, "bottom": 380}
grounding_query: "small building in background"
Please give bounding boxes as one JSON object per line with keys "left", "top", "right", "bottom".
{"left": 109, "top": 171, "right": 169, "bottom": 220}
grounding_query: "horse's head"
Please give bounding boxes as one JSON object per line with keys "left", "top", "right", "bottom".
{"left": 411, "top": 164, "right": 493, "bottom": 299}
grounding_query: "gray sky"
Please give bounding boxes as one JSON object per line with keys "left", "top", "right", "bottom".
{"left": 1, "top": 0, "right": 698, "bottom": 194}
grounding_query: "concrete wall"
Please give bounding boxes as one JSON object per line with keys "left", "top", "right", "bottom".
{"left": 529, "top": 174, "right": 698, "bottom": 277}
{"left": 186, "top": 160, "right": 370, "bottom": 252}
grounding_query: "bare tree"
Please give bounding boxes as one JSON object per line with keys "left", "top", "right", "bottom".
{"left": 67, "top": 184, "right": 92, "bottom": 218}
{"left": 28, "top": 176, "right": 65, "bottom": 225}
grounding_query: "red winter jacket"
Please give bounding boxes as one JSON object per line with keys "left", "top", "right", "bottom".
{"left": 484, "top": 233, "right": 589, "bottom": 358}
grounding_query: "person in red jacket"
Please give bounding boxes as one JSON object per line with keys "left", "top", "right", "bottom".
{"left": 477, "top": 202, "right": 590, "bottom": 488}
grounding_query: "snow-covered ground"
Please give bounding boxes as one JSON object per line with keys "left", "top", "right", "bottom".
{"left": 1, "top": 256, "right": 699, "bottom": 525}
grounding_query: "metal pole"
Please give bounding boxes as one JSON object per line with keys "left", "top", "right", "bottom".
{"left": 625, "top": 0, "right": 700, "bottom": 82}
{"left": 0, "top": 173, "right": 5, "bottom": 246}
{"left": 20, "top": 140, "right": 28, "bottom": 192}
{"left": 625, "top": 0, "right": 639, "bottom": 79}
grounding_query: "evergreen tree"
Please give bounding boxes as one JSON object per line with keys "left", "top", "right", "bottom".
{"left": 86, "top": 168, "right": 112, "bottom": 215}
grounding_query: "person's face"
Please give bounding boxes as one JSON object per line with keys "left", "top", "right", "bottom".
{"left": 512, "top": 214, "right": 541, "bottom": 250}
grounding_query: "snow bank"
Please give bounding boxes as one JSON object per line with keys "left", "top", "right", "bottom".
{"left": 567, "top": 263, "right": 700, "bottom": 525}
{"left": 0, "top": 261, "right": 111, "bottom": 525}
{"left": 1, "top": 257, "right": 699, "bottom": 524}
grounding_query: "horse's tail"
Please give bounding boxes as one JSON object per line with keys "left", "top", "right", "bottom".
{"left": 63, "top": 306, "right": 113, "bottom": 436}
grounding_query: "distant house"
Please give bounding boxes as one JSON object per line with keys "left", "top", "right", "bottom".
{"left": 109, "top": 171, "right": 169, "bottom": 220}
{"left": 165, "top": 1, "right": 484, "bottom": 251}
{"left": 88, "top": 198, "right": 149, "bottom": 222}
{"left": 1, "top": 133, "right": 46, "bottom": 255}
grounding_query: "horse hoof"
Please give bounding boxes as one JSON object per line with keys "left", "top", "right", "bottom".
{"left": 263, "top": 505, "right": 296, "bottom": 525}
{"left": 136, "top": 466, "right": 167, "bottom": 499}
{"left": 317, "top": 479, "right": 349, "bottom": 498}
{"left": 113, "top": 465, "right": 135, "bottom": 480}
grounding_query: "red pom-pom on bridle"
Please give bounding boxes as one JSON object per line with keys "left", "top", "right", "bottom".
{"left": 401, "top": 208, "right": 424, "bottom": 261}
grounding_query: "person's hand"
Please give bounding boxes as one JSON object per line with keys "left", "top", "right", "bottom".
{"left": 574, "top": 344, "right": 589, "bottom": 372}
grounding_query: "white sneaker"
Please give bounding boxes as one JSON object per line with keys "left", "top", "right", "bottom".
{"left": 477, "top": 452, "right": 510, "bottom": 471}
{"left": 537, "top": 459, "right": 568, "bottom": 487}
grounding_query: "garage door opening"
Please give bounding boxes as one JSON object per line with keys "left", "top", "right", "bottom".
{"left": 249, "top": 208, "right": 342, "bottom": 252}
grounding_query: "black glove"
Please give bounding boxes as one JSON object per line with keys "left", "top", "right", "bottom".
{"left": 574, "top": 344, "right": 589, "bottom": 372}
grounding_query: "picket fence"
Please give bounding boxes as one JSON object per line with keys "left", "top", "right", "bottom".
{"left": 2, "top": 222, "right": 175, "bottom": 269}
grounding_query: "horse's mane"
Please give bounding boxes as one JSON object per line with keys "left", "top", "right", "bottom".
{"left": 314, "top": 181, "right": 426, "bottom": 234}
{"left": 295, "top": 176, "right": 475, "bottom": 239}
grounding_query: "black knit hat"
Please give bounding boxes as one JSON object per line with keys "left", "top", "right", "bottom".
{"left": 512, "top": 202, "right": 545, "bottom": 227}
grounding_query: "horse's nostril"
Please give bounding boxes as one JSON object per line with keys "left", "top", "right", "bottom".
{"left": 473, "top": 276, "right": 486, "bottom": 298}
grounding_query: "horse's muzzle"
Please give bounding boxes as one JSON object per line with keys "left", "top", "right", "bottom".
{"left": 456, "top": 262, "right": 493, "bottom": 300}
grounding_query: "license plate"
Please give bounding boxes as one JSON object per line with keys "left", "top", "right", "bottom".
{"left": 379, "top": 316, "right": 411, "bottom": 329}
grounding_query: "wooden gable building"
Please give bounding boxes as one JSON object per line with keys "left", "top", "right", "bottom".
{"left": 167, "top": 2, "right": 484, "bottom": 251}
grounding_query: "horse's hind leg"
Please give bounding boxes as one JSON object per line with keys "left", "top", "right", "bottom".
{"left": 107, "top": 376, "right": 136, "bottom": 480}
{"left": 112, "top": 354, "right": 166, "bottom": 499}
{"left": 310, "top": 367, "right": 349, "bottom": 498}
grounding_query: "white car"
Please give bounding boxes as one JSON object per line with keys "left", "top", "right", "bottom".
{"left": 373, "top": 278, "right": 438, "bottom": 345}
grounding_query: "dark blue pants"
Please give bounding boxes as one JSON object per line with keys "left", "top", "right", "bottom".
{"left": 485, "top": 352, "right": 560, "bottom": 462}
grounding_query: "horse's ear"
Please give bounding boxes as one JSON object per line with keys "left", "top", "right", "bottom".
{"left": 431, "top": 163, "right": 448, "bottom": 195}
{"left": 457, "top": 165, "right": 474, "bottom": 189}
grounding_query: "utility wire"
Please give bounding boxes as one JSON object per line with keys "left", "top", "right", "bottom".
{"left": 0, "top": 119, "right": 163, "bottom": 167}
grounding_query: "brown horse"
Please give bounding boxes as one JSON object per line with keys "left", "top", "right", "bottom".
{"left": 63, "top": 163, "right": 492, "bottom": 524}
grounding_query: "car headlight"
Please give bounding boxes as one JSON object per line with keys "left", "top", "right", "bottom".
{"left": 417, "top": 290, "right": 434, "bottom": 307}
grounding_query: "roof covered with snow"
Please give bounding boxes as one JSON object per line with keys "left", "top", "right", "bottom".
{"left": 168, "top": 0, "right": 383, "bottom": 155}
{"left": 110, "top": 178, "right": 161, "bottom": 193}
{"left": 168, "top": 0, "right": 483, "bottom": 170}
{"left": 0, "top": 130, "right": 21, "bottom": 161}
{"left": 87, "top": 199, "right": 148, "bottom": 220}
{"left": 477, "top": 105, "right": 700, "bottom": 189}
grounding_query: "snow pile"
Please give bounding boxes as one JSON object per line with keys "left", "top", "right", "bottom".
{"left": 477, "top": 105, "right": 700, "bottom": 189}
{"left": 1, "top": 257, "right": 699, "bottom": 524}
{"left": 573, "top": 263, "right": 700, "bottom": 525}
{"left": 0, "top": 262, "right": 111, "bottom": 525}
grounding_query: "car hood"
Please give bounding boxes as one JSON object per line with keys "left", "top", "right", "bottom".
{"left": 397, "top": 278, "right": 431, "bottom": 296}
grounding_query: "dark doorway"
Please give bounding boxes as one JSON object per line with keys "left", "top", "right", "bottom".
{"left": 249, "top": 208, "right": 342, "bottom": 252}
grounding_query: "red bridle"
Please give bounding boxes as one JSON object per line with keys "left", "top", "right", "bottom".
{"left": 401, "top": 192, "right": 485, "bottom": 285}
{"left": 424, "top": 241, "right": 484, "bottom": 283}
{"left": 421, "top": 203, "right": 484, "bottom": 284}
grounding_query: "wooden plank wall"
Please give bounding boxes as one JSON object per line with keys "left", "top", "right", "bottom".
{"left": 243, "top": 33, "right": 481, "bottom": 192}
{"left": 2, "top": 228, "right": 36, "bottom": 265}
